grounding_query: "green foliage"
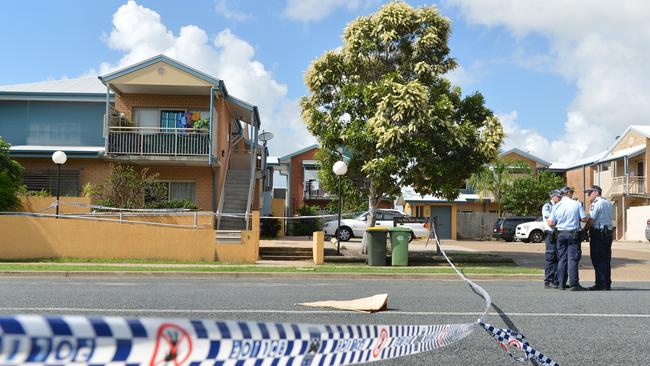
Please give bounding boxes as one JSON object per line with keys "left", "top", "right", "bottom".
{"left": 96, "top": 164, "right": 161, "bottom": 209}
{"left": 287, "top": 205, "right": 322, "bottom": 236}
{"left": 467, "top": 158, "right": 531, "bottom": 215}
{"left": 17, "top": 185, "right": 50, "bottom": 197}
{"left": 0, "top": 136, "right": 23, "bottom": 210}
{"left": 81, "top": 182, "right": 99, "bottom": 197}
{"left": 260, "top": 216, "right": 281, "bottom": 238}
{"left": 301, "top": 2, "right": 503, "bottom": 226}
{"left": 146, "top": 199, "right": 198, "bottom": 210}
{"left": 501, "top": 172, "right": 566, "bottom": 216}
{"left": 193, "top": 119, "right": 210, "bottom": 131}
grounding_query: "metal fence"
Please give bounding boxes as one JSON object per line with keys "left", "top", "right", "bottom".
{"left": 107, "top": 126, "right": 210, "bottom": 156}
{"left": 456, "top": 212, "right": 498, "bottom": 240}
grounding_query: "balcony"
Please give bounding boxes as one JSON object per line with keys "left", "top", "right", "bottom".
{"left": 106, "top": 126, "right": 209, "bottom": 157}
{"left": 304, "top": 180, "right": 335, "bottom": 200}
{"left": 606, "top": 176, "right": 646, "bottom": 196}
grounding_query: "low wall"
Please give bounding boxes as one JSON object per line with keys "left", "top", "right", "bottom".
{"left": 627, "top": 205, "right": 650, "bottom": 241}
{"left": 215, "top": 212, "right": 260, "bottom": 263}
{"left": 86, "top": 212, "right": 214, "bottom": 227}
{"left": 0, "top": 216, "right": 214, "bottom": 261}
{"left": 16, "top": 196, "right": 92, "bottom": 214}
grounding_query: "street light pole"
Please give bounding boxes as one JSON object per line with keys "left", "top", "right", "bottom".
{"left": 337, "top": 174, "right": 342, "bottom": 255}
{"left": 51, "top": 151, "right": 67, "bottom": 218}
{"left": 332, "top": 160, "right": 348, "bottom": 256}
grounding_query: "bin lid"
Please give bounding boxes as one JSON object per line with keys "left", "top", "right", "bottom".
{"left": 389, "top": 226, "right": 412, "bottom": 232}
{"left": 366, "top": 226, "right": 389, "bottom": 232}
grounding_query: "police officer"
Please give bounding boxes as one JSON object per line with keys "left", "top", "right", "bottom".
{"left": 585, "top": 185, "right": 614, "bottom": 291}
{"left": 547, "top": 186, "right": 589, "bottom": 291}
{"left": 543, "top": 189, "right": 562, "bottom": 289}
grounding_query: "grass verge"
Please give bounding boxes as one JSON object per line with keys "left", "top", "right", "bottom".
{"left": 0, "top": 263, "right": 542, "bottom": 275}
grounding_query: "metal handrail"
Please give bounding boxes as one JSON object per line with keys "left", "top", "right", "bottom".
{"left": 107, "top": 126, "right": 209, "bottom": 156}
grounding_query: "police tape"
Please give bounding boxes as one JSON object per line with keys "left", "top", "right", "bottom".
{"left": 0, "top": 315, "right": 477, "bottom": 365}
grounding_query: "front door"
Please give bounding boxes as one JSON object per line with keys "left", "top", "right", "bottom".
{"left": 430, "top": 206, "right": 452, "bottom": 239}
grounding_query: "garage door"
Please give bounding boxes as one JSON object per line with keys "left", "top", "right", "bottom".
{"left": 430, "top": 206, "right": 452, "bottom": 239}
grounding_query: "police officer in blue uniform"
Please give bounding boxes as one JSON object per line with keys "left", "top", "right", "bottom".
{"left": 585, "top": 185, "right": 614, "bottom": 291}
{"left": 547, "top": 186, "right": 589, "bottom": 291}
{"left": 543, "top": 189, "right": 562, "bottom": 289}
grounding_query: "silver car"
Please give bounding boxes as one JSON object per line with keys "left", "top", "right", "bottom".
{"left": 645, "top": 219, "right": 650, "bottom": 241}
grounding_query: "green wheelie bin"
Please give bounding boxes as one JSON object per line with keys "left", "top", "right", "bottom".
{"left": 366, "top": 227, "right": 389, "bottom": 266}
{"left": 389, "top": 226, "right": 411, "bottom": 266}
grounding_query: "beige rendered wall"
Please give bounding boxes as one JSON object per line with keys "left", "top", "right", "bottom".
{"left": 0, "top": 216, "right": 214, "bottom": 261}
{"left": 626, "top": 205, "right": 650, "bottom": 241}
{"left": 611, "top": 130, "right": 646, "bottom": 154}
{"left": 271, "top": 198, "right": 286, "bottom": 237}
{"left": 15, "top": 196, "right": 92, "bottom": 214}
{"left": 215, "top": 212, "right": 260, "bottom": 263}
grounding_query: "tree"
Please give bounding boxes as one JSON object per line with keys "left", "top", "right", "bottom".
{"left": 0, "top": 136, "right": 23, "bottom": 211}
{"left": 301, "top": 2, "right": 503, "bottom": 230}
{"left": 466, "top": 157, "right": 531, "bottom": 215}
{"left": 501, "top": 171, "right": 565, "bottom": 216}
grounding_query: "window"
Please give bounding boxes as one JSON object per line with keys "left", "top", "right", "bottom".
{"left": 133, "top": 108, "right": 210, "bottom": 130}
{"left": 415, "top": 206, "right": 425, "bottom": 218}
{"left": 381, "top": 211, "right": 396, "bottom": 221}
{"left": 146, "top": 181, "right": 196, "bottom": 204}
{"left": 22, "top": 169, "right": 80, "bottom": 196}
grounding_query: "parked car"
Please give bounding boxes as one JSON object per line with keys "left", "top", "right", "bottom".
{"left": 646, "top": 219, "right": 650, "bottom": 241}
{"left": 322, "top": 209, "right": 430, "bottom": 242}
{"left": 493, "top": 216, "right": 538, "bottom": 242}
{"left": 515, "top": 220, "right": 546, "bottom": 243}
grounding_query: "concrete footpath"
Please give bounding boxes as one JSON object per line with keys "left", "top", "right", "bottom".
{"left": 260, "top": 237, "right": 650, "bottom": 281}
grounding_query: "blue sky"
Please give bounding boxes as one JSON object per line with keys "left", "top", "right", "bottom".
{"left": 1, "top": 0, "right": 645, "bottom": 163}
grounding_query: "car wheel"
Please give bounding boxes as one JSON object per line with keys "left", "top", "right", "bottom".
{"left": 530, "top": 230, "right": 545, "bottom": 243}
{"left": 337, "top": 227, "right": 353, "bottom": 242}
{"left": 409, "top": 231, "right": 415, "bottom": 242}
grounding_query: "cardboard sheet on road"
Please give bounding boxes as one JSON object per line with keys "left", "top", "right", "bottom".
{"left": 297, "top": 293, "right": 388, "bottom": 313}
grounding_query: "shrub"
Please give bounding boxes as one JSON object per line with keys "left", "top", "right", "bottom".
{"left": 0, "top": 136, "right": 23, "bottom": 210}
{"left": 287, "top": 205, "right": 321, "bottom": 236}
{"left": 261, "top": 216, "right": 281, "bottom": 238}
{"left": 146, "top": 199, "right": 198, "bottom": 210}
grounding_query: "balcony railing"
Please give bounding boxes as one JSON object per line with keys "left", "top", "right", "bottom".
{"left": 303, "top": 185, "right": 335, "bottom": 200}
{"left": 606, "top": 176, "right": 646, "bottom": 196}
{"left": 107, "top": 126, "right": 209, "bottom": 156}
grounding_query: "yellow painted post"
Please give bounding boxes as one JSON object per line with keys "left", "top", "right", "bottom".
{"left": 313, "top": 231, "right": 324, "bottom": 265}
{"left": 252, "top": 211, "right": 260, "bottom": 260}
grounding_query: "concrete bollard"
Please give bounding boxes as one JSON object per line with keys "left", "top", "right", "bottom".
{"left": 313, "top": 231, "right": 324, "bottom": 264}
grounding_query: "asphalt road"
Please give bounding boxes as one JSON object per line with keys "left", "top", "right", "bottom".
{"left": 1, "top": 276, "right": 649, "bottom": 365}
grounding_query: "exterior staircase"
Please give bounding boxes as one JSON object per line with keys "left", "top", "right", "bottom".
{"left": 218, "top": 169, "right": 251, "bottom": 230}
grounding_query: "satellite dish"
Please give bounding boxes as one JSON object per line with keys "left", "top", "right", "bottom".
{"left": 259, "top": 131, "right": 274, "bottom": 142}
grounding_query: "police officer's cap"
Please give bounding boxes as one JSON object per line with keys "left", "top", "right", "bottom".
{"left": 585, "top": 185, "right": 602, "bottom": 195}
{"left": 549, "top": 189, "right": 561, "bottom": 198}
{"left": 560, "top": 186, "right": 574, "bottom": 194}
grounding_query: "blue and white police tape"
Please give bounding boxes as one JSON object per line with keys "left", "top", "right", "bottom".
{"left": 0, "top": 315, "right": 477, "bottom": 365}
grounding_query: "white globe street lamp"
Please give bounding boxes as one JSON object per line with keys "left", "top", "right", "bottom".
{"left": 333, "top": 160, "right": 348, "bottom": 255}
{"left": 51, "top": 151, "right": 67, "bottom": 217}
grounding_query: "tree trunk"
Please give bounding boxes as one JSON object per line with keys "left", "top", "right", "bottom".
{"left": 361, "top": 185, "right": 380, "bottom": 254}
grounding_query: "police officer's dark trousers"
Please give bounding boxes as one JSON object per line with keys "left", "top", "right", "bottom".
{"left": 589, "top": 228, "right": 613, "bottom": 289}
{"left": 556, "top": 230, "right": 581, "bottom": 288}
{"left": 544, "top": 230, "right": 558, "bottom": 286}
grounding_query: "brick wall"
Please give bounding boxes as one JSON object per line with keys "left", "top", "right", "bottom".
{"left": 565, "top": 165, "right": 595, "bottom": 205}
{"left": 115, "top": 93, "right": 211, "bottom": 121}
{"left": 289, "top": 148, "right": 318, "bottom": 216}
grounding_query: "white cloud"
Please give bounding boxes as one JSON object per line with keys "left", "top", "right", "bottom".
{"left": 96, "top": 0, "right": 311, "bottom": 157}
{"left": 448, "top": 0, "right": 650, "bottom": 162}
{"left": 283, "top": 0, "right": 377, "bottom": 23}
{"left": 214, "top": 0, "right": 252, "bottom": 22}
